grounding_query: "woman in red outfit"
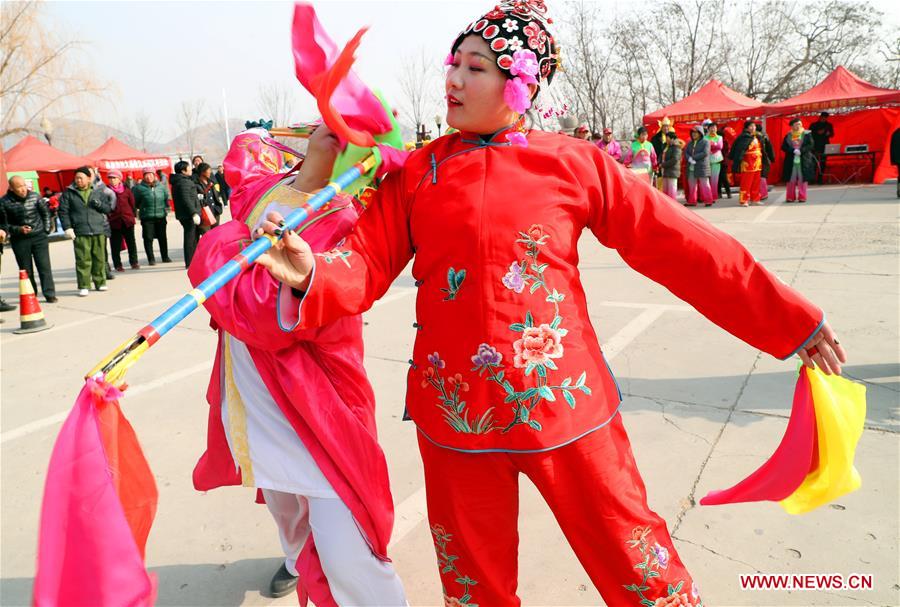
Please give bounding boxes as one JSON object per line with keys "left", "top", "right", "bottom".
{"left": 256, "top": 2, "right": 846, "bottom": 605}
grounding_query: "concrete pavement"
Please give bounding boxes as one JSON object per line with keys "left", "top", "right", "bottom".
{"left": 1, "top": 183, "right": 897, "bottom": 606}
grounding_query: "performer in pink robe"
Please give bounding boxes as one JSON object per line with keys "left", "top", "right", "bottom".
{"left": 187, "top": 128, "right": 406, "bottom": 605}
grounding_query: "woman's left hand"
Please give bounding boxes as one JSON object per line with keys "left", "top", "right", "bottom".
{"left": 798, "top": 321, "right": 846, "bottom": 375}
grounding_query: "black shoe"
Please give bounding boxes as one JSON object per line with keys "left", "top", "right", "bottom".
{"left": 161, "top": 257, "right": 173, "bottom": 263}
{"left": 269, "top": 563, "right": 298, "bottom": 598}
{"left": 46, "top": 296, "right": 58, "bottom": 303}
{"left": 0, "top": 299, "right": 15, "bottom": 312}
{"left": 107, "top": 272, "right": 116, "bottom": 280}
{"left": 148, "top": 260, "right": 157, "bottom": 266}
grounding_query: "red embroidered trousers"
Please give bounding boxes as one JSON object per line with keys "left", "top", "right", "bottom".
{"left": 419, "top": 414, "right": 702, "bottom": 607}
{"left": 739, "top": 170, "right": 762, "bottom": 204}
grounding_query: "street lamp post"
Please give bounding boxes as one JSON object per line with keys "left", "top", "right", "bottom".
{"left": 416, "top": 123, "right": 428, "bottom": 149}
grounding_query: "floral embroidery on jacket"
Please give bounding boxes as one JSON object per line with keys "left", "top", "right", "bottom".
{"left": 442, "top": 267, "right": 467, "bottom": 301}
{"left": 491, "top": 224, "right": 591, "bottom": 432}
{"left": 423, "top": 224, "right": 591, "bottom": 434}
{"left": 422, "top": 353, "right": 496, "bottom": 434}
{"left": 624, "top": 525, "right": 703, "bottom": 607}
{"left": 431, "top": 524, "right": 480, "bottom": 607}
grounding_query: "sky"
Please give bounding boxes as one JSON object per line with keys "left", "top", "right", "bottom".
{"left": 43, "top": 0, "right": 900, "bottom": 142}
{"left": 45, "top": 0, "right": 491, "bottom": 141}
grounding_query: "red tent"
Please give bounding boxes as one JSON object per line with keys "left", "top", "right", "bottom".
{"left": 86, "top": 137, "right": 171, "bottom": 182}
{"left": 642, "top": 81, "right": 767, "bottom": 190}
{"left": 644, "top": 80, "right": 766, "bottom": 126}
{"left": 4, "top": 135, "right": 95, "bottom": 192}
{"left": 764, "top": 67, "right": 900, "bottom": 184}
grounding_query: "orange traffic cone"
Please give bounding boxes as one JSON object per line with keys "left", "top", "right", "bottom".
{"left": 13, "top": 270, "right": 52, "bottom": 334}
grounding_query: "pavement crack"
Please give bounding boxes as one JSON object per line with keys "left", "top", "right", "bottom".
{"left": 816, "top": 589, "right": 881, "bottom": 605}
{"left": 800, "top": 268, "right": 897, "bottom": 277}
{"left": 624, "top": 391, "right": 899, "bottom": 434}
{"left": 842, "top": 372, "right": 900, "bottom": 394}
{"left": 671, "top": 352, "right": 761, "bottom": 535}
{"left": 671, "top": 535, "right": 761, "bottom": 572}
{"left": 648, "top": 398, "right": 711, "bottom": 445}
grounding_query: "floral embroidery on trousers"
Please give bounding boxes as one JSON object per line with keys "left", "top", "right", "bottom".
{"left": 625, "top": 525, "right": 703, "bottom": 607}
{"left": 431, "top": 523, "right": 480, "bottom": 607}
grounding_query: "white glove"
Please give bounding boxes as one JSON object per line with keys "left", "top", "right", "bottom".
{"left": 192, "top": 213, "right": 201, "bottom": 226}
{"left": 794, "top": 149, "right": 801, "bottom": 156}
{"left": 688, "top": 157, "right": 696, "bottom": 165}
{"left": 64, "top": 228, "right": 76, "bottom": 240}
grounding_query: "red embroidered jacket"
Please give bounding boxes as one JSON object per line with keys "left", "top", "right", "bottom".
{"left": 280, "top": 128, "right": 823, "bottom": 452}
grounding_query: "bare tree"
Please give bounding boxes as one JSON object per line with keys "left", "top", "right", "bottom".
{"left": 557, "top": 0, "right": 896, "bottom": 136}
{"left": 257, "top": 82, "right": 296, "bottom": 126}
{"left": 868, "top": 37, "right": 900, "bottom": 90}
{"left": 397, "top": 47, "right": 438, "bottom": 133}
{"left": 727, "top": 0, "right": 891, "bottom": 102}
{"left": 0, "top": 1, "right": 105, "bottom": 139}
{"left": 132, "top": 110, "right": 157, "bottom": 152}
{"left": 176, "top": 99, "right": 206, "bottom": 158}
{"left": 559, "top": 0, "right": 621, "bottom": 133}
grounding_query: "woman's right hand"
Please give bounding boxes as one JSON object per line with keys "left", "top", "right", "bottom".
{"left": 254, "top": 211, "right": 315, "bottom": 291}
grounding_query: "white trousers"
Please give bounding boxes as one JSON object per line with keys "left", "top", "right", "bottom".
{"left": 262, "top": 489, "right": 407, "bottom": 606}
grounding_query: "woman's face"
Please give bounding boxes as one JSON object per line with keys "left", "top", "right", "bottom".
{"left": 109, "top": 176, "right": 120, "bottom": 187}
{"left": 792, "top": 121, "right": 803, "bottom": 132}
{"left": 445, "top": 35, "right": 526, "bottom": 134}
{"left": 708, "top": 124, "right": 717, "bottom": 135}
{"left": 638, "top": 132, "right": 647, "bottom": 142}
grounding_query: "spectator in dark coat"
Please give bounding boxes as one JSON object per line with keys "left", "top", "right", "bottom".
{"left": 810, "top": 111, "right": 835, "bottom": 184}
{"left": 194, "top": 162, "right": 224, "bottom": 234}
{"left": 890, "top": 127, "right": 900, "bottom": 199}
{"left": 215, "top": 164, "right": 231, "bottom": 204}
{"left": 756, "top": 122, "right": 776, "bottom": 201}
{"left": 1, "top": 176, "right": 57, "bottom": 301}
{"left": 171, "top": 160, "right": 203, "bottom": 268}
{"left": 0, "top": 202, "right": 15, "bottom": 314}
{"left": 718, "top": 128, "right": 734, "bottom": 199}
{"left": 781, "top": 118, "right": 816, "bottom": 203}
{"left": 59, "top": 166, "right": 114, "bottom": 295}
{"left": 106, "top": 170, "right": 140, "bottom": 270}
{"left": 659, "top": 130, "right": 683, "bottom": 201}
{"left": 684, "top": 125, "right": 713, "bottom": 206}
{"left": 132, "top": 167, "right": 172, "bottom": 266}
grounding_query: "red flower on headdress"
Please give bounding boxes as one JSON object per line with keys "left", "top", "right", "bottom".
{"left": 523, "top": 21, "right": 547, "bottom": 54}
{"left": 510, "top": 0, "right": 549, "bottom": 20}
{"left": 485, "top": 5, "right": 506, "bottom": 19}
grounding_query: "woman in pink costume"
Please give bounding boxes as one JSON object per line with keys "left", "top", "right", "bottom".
{"left": 187, "top": 128, "right": 407, "bottom": 606}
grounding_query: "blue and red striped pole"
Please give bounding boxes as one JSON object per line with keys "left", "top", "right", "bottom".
{"left": 87, "top": 154, "right": 377, "bottom": 379}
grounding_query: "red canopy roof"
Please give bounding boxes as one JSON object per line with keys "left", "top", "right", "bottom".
{"left": 644, "top": 80, "right": 765, "bottom": 124}
{"left": 765, "top": 66, "right": 900, "bottom": 116}
{"left": 86, "top": 137, "right": 170, "bottom": 172}
{"left": 4, "top": 136, "right": 94, "bottom": 172}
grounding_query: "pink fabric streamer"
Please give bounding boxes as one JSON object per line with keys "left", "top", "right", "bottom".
{"left": 33, "top": 378, "right": 157, "bottom": 606}
{"left": 292, "top": 3, "right": 391, "bottom": 141}
{"left": 700, "top": 370, "right": 818, "bottom": 505}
